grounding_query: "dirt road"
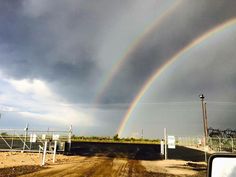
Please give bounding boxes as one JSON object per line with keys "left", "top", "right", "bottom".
{"left": 20, "top": 157, "right": 151, "bottom": 177}
{"left": 19, "top": 156, "right": 205, "bottom": 177}
{"left": 0, "top": 145, "right": 207, "bottom": 176}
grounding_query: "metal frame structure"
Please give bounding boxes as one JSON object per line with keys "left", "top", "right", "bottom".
{"left": 0, "top": 125, "right": 72, "bottom": 152}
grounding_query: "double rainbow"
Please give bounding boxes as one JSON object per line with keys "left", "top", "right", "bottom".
{"left": 117, "top": 18, "right": 236, "bottom": 136}
{"left": 95, "top": 0, "right": 182, "bottom": 104}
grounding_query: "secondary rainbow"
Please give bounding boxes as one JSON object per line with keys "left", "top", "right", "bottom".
{"left": 117, "top": 18, "right": 236, "bottom": 137}
{"left": 94, "top": 0, "right": 182, "bottom": 104}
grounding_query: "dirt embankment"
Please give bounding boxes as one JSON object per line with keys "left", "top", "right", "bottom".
{"left": 0, "top": 152, "right": 79, "bottom": 177}
{"left": 0, "top": 152, "right": 72, "bottom": 168}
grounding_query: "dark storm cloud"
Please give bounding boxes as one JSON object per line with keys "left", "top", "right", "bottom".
{"left": 0, "top": 0, "right": 133, "bottom": 103}
{"left": 1, "top": 0, "right": 236, "bottom": 107}
{"left": 100, "top": 0, "right": 236, "bottom": 104}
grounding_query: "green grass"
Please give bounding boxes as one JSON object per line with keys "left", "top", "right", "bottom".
{"left": 71, "top": 136, "right": 161, "bottom": 144}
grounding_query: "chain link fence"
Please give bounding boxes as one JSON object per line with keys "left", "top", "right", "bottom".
{"left": 177, "top": 136, "right": 236, "bottom": 153}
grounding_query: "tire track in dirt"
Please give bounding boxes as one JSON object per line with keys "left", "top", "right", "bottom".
{"left": 113, "top": 160, "right": 128, "bottom": 176}
{"left": 78, "top": 157, "right": 113, "bottom": 177}
{"left": 82, "top": 158, "right": 158, "bottom": 177}
{"left": 128, "top": 160, "right": 149, "bottom": 177}
{"left": 112, "top": 159, "right": 129, "bottom": 177}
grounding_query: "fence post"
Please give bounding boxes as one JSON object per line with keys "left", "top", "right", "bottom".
{"left": 11, "top": 131, "right": 14, "bottom": 149}
{"left": 53, "top": 141, "right": 57, "bottom": 163}
{"left": 164, "top": 128, "right": 167, "bottom": 160}
{"left": 203, "top": 136, "right": 207, "bottom": 163}
{"left": 232, "top": 137, "right": 234, "bottom": 153}
{"left": 219, "top": 137, "right": 221, "bottom": 152}
{"left": 42, "top": 141, "right": 47, "bottom": 166}
{"left": 209, "top": 137, "right": 212, "bottom": 151}
{"left": 68, "top": 125, "right": 72, "bottom": 152}
{"left": 30, "top": 131, "right": 32, "bottom": 150}
{"left": 23, "top": 123, "right": 29, "bottom": 152}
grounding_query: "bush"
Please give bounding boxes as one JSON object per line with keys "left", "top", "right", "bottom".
{"left": 113, "top": 134, "right": 119, "bottom": 141}
{"left": 0, "top": 132, "right": 8, "bottom": 136}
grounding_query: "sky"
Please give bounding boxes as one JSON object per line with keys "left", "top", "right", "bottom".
{"left": 0, "top": 0, "right": 236, "bottom": 138}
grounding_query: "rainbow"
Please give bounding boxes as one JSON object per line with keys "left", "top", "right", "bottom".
{"left": 117, "top": 18, "right": 236, "bottom": 137}
{"left": 95, "top": 0, "right": 182, "bottom": 104}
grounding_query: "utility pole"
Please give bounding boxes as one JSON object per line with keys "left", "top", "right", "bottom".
{"left": 199, "top": 94, "right": 207, "bottom": 139}
{"left": 199, "top": 94, "right": 208, "bottom": 162}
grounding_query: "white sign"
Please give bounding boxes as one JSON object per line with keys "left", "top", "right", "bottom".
{"left": 53, "top": 134, "right": 60, "bottom": 140}
{"left": 168, "top": 136, "right": 176, "bottom": 149}
{"left": 160, "top": 140, "right": 164, "bottom": 155}
{"left": 30, "top": 134, "right": 37, "bottom": 143}
{"left": 42, "top": 134, "right": 46, "bottom": 140}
